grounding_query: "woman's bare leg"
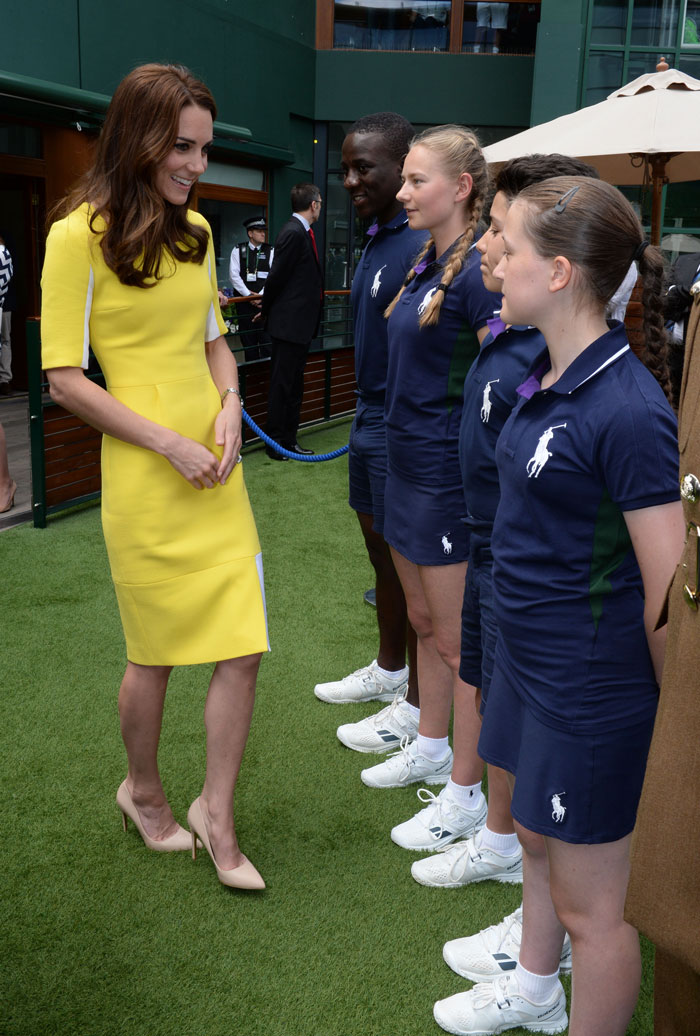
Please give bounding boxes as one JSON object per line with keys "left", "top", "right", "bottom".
{"left": 420, "top": 562, "right": 482, "bottom": 786}
{"left": 357, "top": 512, "right": 414, "bottom": 699}
{"left": 390, "top": 549, "right": 453, "bottom": 736}
{"left": 547, "top": 833, "right": 640, "bottom": 1035}
{"left": 485, "top": 763, "right": 516, "bottom": 833}
{"left": 0, "top": 421, "right": 15, "bottom": 509}
{"left": 515, "top": 820, "right": 565, "bottom": 975}
{"left": 118, "top": 661, "right": 177, "bottom": 839}
{"left": 199, "top": 653, "right": 262, "bottom": 870}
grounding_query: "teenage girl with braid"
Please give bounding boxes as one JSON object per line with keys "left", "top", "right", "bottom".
{"left": 433, "top": 177, "right": 684, "bottom": 1035}
{"left": 360, "top": 126, "right": 501, "bottom": 852}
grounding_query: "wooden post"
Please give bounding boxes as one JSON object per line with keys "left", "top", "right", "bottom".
{"left": 650, "top": 154, "right": 668, "bottom": 246}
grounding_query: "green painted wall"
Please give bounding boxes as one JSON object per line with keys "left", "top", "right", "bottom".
{"left": 3, "top": 0, "right": 81, "bottom": 86}
{"left": 269, "top": 115, "right": 317, "bottom": 234}
{"left": 4, "top": 0, "right": 594, "bottom": 205}
{"left": 4, "top": 0, "right": 317, "bottom": 161}
{"left": 530, "top": 0, "right": 589, "bottom": 123}
{"left": 315, "top": 51, "right": 534, "bottom": 129}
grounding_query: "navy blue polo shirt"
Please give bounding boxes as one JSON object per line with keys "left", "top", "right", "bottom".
{"left": 385, "top": 238, "right": 501, "bottom": 484}
{"left": 491, "top": 322, "right": 680, "bottom": 734}
{"left": 460, "top": 322, "right": 545, "bottom": 528}
{"left": 351, "top": 214, "right": 428, "bottom": 404}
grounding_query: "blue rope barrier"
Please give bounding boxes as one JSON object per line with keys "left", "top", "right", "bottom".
{"left": 241, "top": 408, "right": 349, "bottom": 462}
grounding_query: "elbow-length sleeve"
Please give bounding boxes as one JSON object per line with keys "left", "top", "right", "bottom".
{"left": 41, "top": 207, "right": 95, "bottom": 371}
{"left": 203, "top": 219, "right": 228, "bottom": 343}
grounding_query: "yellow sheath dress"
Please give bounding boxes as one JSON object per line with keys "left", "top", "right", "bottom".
{"left": 41, "top": 204, "right": 269, "bottom": 666}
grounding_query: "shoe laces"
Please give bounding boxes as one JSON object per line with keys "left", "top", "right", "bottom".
{"left": 434, "top": 834, "right": 480, "bottom": 879}
{"left": 484, "top": 910, "right": 523, "bottom": 953}
{"left": 415, "top": 787, "right": 456, "bottom": 841}
{"left": 351, "top": 663, "right": 375, "bottom": 686}
{"left": 369, "top": 687, "right": 408, "bottom": 728}
{"left": 385, "top": 734, "right": 417, "bottom": 778}
{"left": 471, "top": 974, "right": 513, "bottom": 1010}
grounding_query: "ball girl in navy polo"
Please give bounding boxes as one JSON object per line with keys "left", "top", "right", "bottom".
{"left": 411, "top": 155, "right": 603, "bottom": 900}
{"left": 360, "top": 126, "right": 501, "bottom": 853}
{"left": 434, "top": 177, "right": 684, "bottom": 1036}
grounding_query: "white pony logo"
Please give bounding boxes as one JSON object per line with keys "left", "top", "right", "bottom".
{"left": 480, "top": 379, "right": 500, "bottom": 423}
{"left": 551, "top": 793, "right": 566, "bottom": 823}
{"left": 441, "top": 535, "right": 453, "bottom": 555}
{"left": 526, "top": 424, "right": 567, "bottom": 478}
{"left": 417, "top": 287, "right": 438, "bottom": 316}
{"left": 370, "top": 265, "right": 387, "bottom": 298}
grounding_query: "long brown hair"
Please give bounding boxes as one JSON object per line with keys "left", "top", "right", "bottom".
{"left": 51, "top": 63, "right": 217, "bottom": 288}
{"left": 516, "top": 177, "right": 671, "bottom": 400}
{"left": 384, "top": 125, "right": 489, "bottom": 328}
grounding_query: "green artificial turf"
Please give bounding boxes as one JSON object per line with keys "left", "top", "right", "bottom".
{"left": 1, "top": 420, "right": 654, "bottom": 1036}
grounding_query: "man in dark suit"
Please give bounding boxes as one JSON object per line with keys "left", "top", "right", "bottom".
{"left": 261, "top": 183, "right": 324, "bottom": 459}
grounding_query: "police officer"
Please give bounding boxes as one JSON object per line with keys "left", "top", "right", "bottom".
{"left": 229, "top": 216, "right": 274, "bottom": 359}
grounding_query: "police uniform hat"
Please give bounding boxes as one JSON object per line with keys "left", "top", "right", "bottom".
{"left": 244, "top": 216, "right": 267, "bottom": 231}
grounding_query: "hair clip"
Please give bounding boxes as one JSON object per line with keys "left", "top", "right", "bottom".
{"left": 553, "top": 185, "right": 580, "bottom": 213}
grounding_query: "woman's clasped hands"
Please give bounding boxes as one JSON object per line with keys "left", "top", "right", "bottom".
{"left": 165, "top": 397, "right": 242, "bottom": 489}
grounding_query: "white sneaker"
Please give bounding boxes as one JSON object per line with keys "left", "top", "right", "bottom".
{"left": 314, "top": 659, "right": 408, "bottom": 704}
{"left": 360, "top": 736, "right": 452, "bottom": 789}
{"left": 411, "top": 830, "right": 523, "bottom": 886}
{"left": 336, "top": 691, "right": 418, "bottom": 754}
{"left": 443, "top": 907, "right": 572, "bottom": 983}
{"left": 433, "top": 972, "right": 568, "bottom": 1035}
{"left": 391, "top": 786, "right": 487, "bottom": 850}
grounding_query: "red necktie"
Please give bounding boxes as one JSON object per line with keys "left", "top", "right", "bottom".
{"left": 308, "top": 227, "right": 319, "bottom": 263}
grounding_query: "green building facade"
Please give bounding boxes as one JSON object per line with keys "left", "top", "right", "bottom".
{"left": 2, "top": 0, "right": 699, "bottom": 385}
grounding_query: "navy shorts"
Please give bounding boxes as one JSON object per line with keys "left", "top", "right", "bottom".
{"left": 459, "top": 536, "right": 497, "bottom": 703}
{"left": 348, "top": 403, "right": 388, "bottom": 537}
{"left": 383, "top": 467, "right": 470, "bottom": 566}
{"left": 478, "top": 655, "right": 656, "bottom": 844}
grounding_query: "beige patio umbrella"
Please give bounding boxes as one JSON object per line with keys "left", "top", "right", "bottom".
{"left": 482, "top": 59, "right": 700, "bottom": 245}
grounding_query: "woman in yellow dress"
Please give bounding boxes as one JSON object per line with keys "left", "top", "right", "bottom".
{"left": 41, "top": 64, "right": 269, "bottom": 890}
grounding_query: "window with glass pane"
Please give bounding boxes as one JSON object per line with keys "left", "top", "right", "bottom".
{"left": 462, "top": 3, "right": 540, "bottom": 55}
{"left": 0, "top": 123, "right": 42, "bottom": 158}
{"left": 664, "top": 181, "right": 700, "bottom": 228}
{"left": 679, "top": 50, "right": 700, "bottom": 72}
{"left": 334, "top": 1, "right": 451, "bottom": 51}
{"left": 324, "top": 179, "right": 354, "bottom": 290}
{"left": 197, "top": 198, "right": 269, "bottom": 295}
{"left": 683, "top": 0, "right": 700, "bottom": 44}
{"left": 590, "top": 0, "right": 628, "bottom": 45}
{"left": 585, "top": 50, "right": 625, "bottom": 102}
{"left": 627, "top": 50, "right": 665, "bottom": 77}
{"left": 630, "top": 0, "right": 680, "bottom": 47}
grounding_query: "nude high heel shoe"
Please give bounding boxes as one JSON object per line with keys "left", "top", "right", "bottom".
{"left": 116, "top": 780, "right": 192, "bottom": 852}
{"left": 187, "top": 797, "right": 265, "bottom": 890}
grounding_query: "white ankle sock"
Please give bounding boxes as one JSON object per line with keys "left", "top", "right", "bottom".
{"left": 446, "top": 778, "right": 485, "bottom": 811}
{"left": 479, "top": 825, "right": 520, "bottom": 855}
{"left": 405, "top": 701, "right": 420, "bottom": 721}
{"left": 375, "top": 662, "right": 408, "bottom": 679}
{"left": 416, "top": 733, "right": 450, "bottom": 761}
{"left": 514, "top": 962, "right": 560, "bottom": 1003}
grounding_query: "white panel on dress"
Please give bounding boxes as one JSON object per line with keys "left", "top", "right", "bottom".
{"left": 255, "top": 551, "right": 271, "bottom": 652}
{"left": 82, "top": 266, "right": 94, "bottom": 369}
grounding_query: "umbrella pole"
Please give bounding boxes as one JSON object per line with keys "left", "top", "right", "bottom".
{"left": 650, "top": 155, "right": 668, "bottom": 246}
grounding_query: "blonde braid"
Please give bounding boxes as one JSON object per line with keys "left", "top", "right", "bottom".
{"left": 418, "top": 200, "right": 484, "bottom": 328}
{"left": 384, "top": 236, "right": 434, "bottom": 319}
{"left": 383, "top": 123, "right": 489, "bottom": 327}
